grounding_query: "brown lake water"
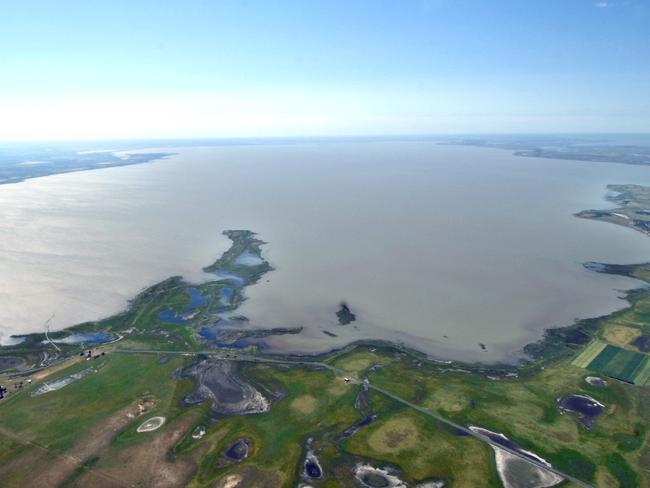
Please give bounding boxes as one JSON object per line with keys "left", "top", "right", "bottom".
{"left": 1, "top": 141, "right": 649, "bottom": 362}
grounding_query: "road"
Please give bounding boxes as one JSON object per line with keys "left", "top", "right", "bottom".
{"left": 114, "top": 348, "right": 593, "bottom": 487}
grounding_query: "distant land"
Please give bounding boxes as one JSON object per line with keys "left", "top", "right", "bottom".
{"left": 2, "top": 134, "right": 650, "bottom": 187}
{"left": 442, "top": 134, "right": 650, "bottom": 166}
{"left": 0, "top": 144, "right": 173, "bottom": 185}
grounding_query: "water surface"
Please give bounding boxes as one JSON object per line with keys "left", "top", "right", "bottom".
{"left": 1, "top": 142, "right": 649, "bottom": 362}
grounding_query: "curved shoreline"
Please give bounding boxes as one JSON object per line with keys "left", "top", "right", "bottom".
{"left": 2, "top": 213, "right": 649, "bottom": 376}
{"left": 1, "top": 261, "right": 647, "bottom": 378}
{"left": 136, "top": 273, "right": 649, "bottom": 373}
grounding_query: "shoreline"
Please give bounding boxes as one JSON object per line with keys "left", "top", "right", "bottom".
{"left": 2, "top": 224, "right": 649, "bottom": 376}
{"left": 1, "top": 147, "right": 650, "bottom": 370}
{"left": 0, "top": 147, "right": 174, "bottom": 186}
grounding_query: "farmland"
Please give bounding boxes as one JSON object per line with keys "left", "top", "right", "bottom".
{"left": 573, "top": 342, "right": 650, "bottom": 385}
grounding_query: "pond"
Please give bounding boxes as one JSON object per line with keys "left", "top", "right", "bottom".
{"left": 353, "top": 464, "right": 406, "bottom": 488}
{"left": 50, "top": 332, "right": 114, "bottom": 345}
{"left": 557, "top": 394, "right": 605, "bottom": 429}
{"left": 233, "top": 252, "right": 264, "bottom": 266}
{"left": 225, "top": 439, "right": 250, "bottom": 461}
{"left": 185, "top": 287, "right": 210, "bottom": 309}
{"left": 304, "top": 452, "right": 323, "bottom": 479}
{"left": 219, "top": 287, "right": 234, "bottom": 306}
{"left": 157, "top": 310, "right": 188, "bottom": 324}
{"left": 213, "top": 271, "right": 245, "bottom": 285}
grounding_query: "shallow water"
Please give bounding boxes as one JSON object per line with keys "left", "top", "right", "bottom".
{"left": 1, "top": 142, "right": 650, "bottom": 361}
{"left": 186, "top": 287, "right": 209, "bottom": 309}
{"left": 492, "top": 446, "right": 563, "bottom": 488}
{"left": 213, "top": 271, "right": 245, "bottom": 285}
{"left": 157, "top": 310, "right": 188, "bottom": 324}
{"left": 234, "top": 252, "right": 264, "bottom": 266}
{"left": 49, "top": 332, "right": 113, "bottom": 345}
{"left": 220, "top": 287, "right": 234, "bottom": 306}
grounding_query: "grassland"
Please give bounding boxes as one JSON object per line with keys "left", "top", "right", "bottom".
{"left": 2, "top": 334, "right": 648, "bottom": 486}
{"left": 0, "top": 349, "right": 506, "bottom": 487}
{"left": 572, "top": 341, "right": 607, "bottom": 368}
{"left": 0, "top": 353, "right": 198, "bottom": 486}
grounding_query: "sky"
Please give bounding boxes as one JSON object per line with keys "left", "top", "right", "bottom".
{"left": 0, "top": 0, "right": 649, "bottom": 140}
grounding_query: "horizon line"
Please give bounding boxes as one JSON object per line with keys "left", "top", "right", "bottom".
{"left": 1, "top": 132, "right": 649, "bottom": 145}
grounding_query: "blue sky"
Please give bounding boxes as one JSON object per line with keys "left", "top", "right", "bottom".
{"left": 1, "top": 0, "right": 648, "bottom": 140}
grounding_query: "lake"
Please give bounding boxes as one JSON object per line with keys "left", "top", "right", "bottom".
{"left": 1, "top": 141, "right": 649, "bottom": 362}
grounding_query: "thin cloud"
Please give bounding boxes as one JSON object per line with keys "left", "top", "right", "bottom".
{"left": 594, "top": 1, "right": 632, "bottom": 7}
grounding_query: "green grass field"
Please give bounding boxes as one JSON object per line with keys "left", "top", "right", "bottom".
{"left": 361, "top": 344, "right": 650, "bottom": 487}
{"left": 1, "top": 342, "right": 649, "bottom": 487}
{"left": 571, "top": 341, "right": 607, "bottom": 368}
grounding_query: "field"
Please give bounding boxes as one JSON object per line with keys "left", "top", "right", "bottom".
{"left": 1, "top": 336, "right": 648, "bottom": 487}
{"left": 571, "top": 341, "right": 606, "bottom": 368}
{"left": 573, "top": 342, "right": 650, "bottom": 386}
{"left": 0, "top": 350, "right": 504, "bottom": 487}
{"left": 0, "top": 353, "right": 199, "bottom": 486}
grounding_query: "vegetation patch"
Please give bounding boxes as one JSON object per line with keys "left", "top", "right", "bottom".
{"left": 290, "top": 394, "right": 317, "bottom": 415}
{"left": 367, "top": 417, "right": 419, "bottom": 453}
{"left": 572, "top": 341, "right": 607, "bottom": 369}
{"left": 605, "top": 452, "right": 638, "bottom": 488}
{"left": 549, "top": 448, "right": 596, "bottom": 482}
{"left": 332, "top": 350, "right": 390, "bottom": 376}
{"left": 327, "top": 380, "right": 352, "bottom": 397}
{"left": 603, "top": 324, "right": 642, "bottom": 348}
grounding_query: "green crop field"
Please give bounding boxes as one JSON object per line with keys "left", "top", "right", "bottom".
{"left": 571, "top": 341, "right": 607, "bottom": 368}
{"left": 574, "top": 342, "right": 650, "bottom": 385}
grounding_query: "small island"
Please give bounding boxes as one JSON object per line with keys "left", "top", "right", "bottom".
{"left": 336, "top": 302, "right": 357, "bottom": 325}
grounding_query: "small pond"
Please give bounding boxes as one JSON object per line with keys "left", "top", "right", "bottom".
{"left": 304, "top": 452, "right": 323, "bottom": 479}
{"left": 186, "top": 287, "right": 210, "bottom": 309}
{"left": 557, "top": 394, "right": 605, "bottom": 429}
{"left": 158, "top": 310, "right": 188, "bottom": 324}
{"left": 225, "top": 439, "right": 250, "bottom": 461}
{"left": 234, "top": 252, "right": 264, "bottom": 266}
{"left": 50, "top": 332, "right": 114, "bottom": 345}
{"left": 353, "top": 464, "right": 406, "bottom": 488}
